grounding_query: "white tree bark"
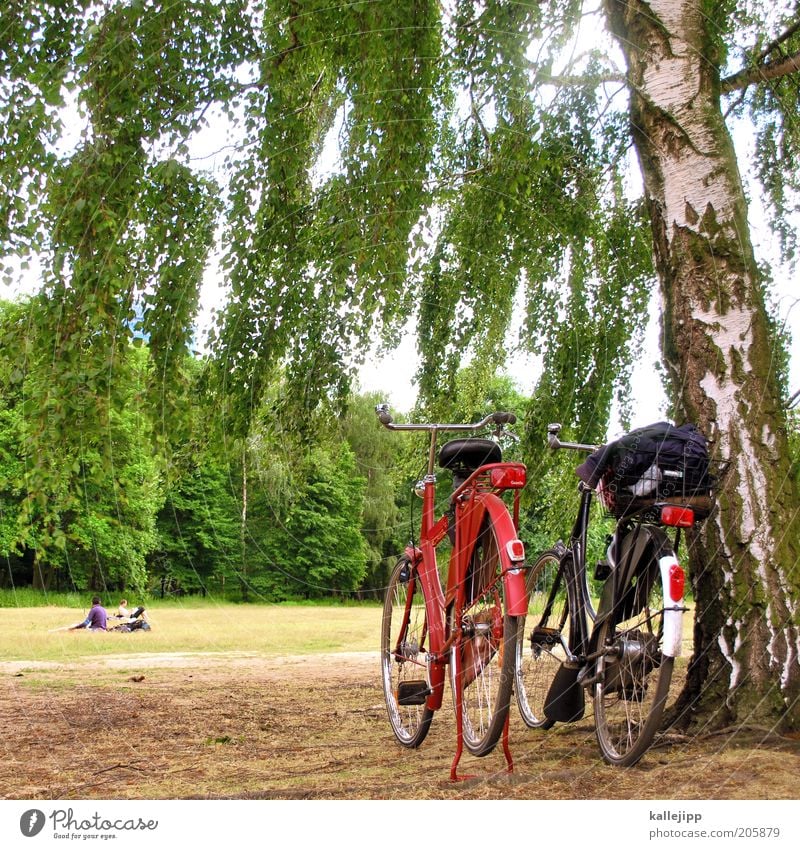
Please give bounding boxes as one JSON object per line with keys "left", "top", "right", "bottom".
{"left": 605, "top": 0, "right": 800, "bottom": 725}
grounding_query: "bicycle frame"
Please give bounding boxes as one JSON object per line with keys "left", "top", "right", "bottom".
{"left": 528, "top": 423, "right": 690, "bottom": 764}
{"left": 378, "top": 405, "right": 528, "bottom": 777}
{"left": 544, "top": 422, "right": 687, "bottom": 661}
{"left": 543, "top": 423, "right": 600, "bottom": 662}
{"left": 547, "top": 470, "right": 687, "bottom": 669}
{"left": 407, "top": 461, "right": 529, "bottom": 712}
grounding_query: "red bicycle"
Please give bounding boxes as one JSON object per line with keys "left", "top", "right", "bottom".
{"left": 376, "top": 404, "right": 528, "bottom": 779}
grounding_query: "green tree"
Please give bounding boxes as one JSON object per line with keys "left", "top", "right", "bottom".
{"left": 237, "top": 432, "right": 368, "bottom": 600}
{"left": 3, "top": 0, "right": 799, "bottom": 726}
{"left": 150, "top": 456, "right": 240, "bottom": 596}
{"left": 1, "top": 302, "right": 162, "bottom": 592}
{"left": 284, "top": 444, "right": 368, "bottom": 596}
{"left": 338, "top": 392, "right": 403, "bottom": 595}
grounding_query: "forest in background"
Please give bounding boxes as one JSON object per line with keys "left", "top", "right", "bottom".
{"left": 2, "top": 298, "right": 565, "bottom": 601}
{"left": 0, "top": 298, "right": 393, "bottom": 601}
{"left": 2, "top": 293, "right": 794, "bottom": 603}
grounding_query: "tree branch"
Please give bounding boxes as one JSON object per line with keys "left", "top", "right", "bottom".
{"left": 721, "top": 49, "right": 800, "bottom": 94}
{"left": 754, "top": 18, "right": 800, "bottom": 65}
{"left": 536, "top": 71, "right": 626, "bottom": 88}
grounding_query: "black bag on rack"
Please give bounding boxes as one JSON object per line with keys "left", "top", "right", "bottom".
{"left": 575, "top": 422, "right": 712, "bottom": 516}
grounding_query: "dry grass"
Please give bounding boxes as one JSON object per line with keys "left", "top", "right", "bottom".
{"left": 2, "top": 632, "right": 798, "bottom": 800}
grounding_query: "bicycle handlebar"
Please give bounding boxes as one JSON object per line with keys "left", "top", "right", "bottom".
{"left": 547, "top": 422, "right": 598, "bottom": 452}
{"left": 376, "top": 404, "right": 516, "bottom": 433}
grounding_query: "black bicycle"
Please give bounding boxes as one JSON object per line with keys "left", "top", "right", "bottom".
{"left": 515, "top": 422, "right": 712, "bottom": 766}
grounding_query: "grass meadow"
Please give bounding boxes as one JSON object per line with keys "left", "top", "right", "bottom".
{"left": 0, "top": 592, "right": 382, "bottom": 665}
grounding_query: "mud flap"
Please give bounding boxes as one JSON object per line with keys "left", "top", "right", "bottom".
{"left": 543, "top": 664, "right": 585, "bottom": 723}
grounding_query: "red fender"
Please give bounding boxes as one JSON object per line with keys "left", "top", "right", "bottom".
{"left": 468, "top": 492, "right": 528, "bottom": 617}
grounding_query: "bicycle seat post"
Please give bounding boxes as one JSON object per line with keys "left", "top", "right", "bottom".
{"left": 426, "top": 427, "right": 439, "bottom": 479}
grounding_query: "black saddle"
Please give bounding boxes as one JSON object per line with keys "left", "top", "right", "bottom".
{"left": 438, "top": 439, "right": 502, "bottom": 477}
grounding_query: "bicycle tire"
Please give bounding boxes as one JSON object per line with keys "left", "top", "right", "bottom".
{"left": 381, "top": 556, "right": 434, "bottom": 748}
{"left": 449, "top": 519, "right": 519, "bottom": 757}
{"left": 514, "top": 548, "right": 571, "bottom": 729}
{"left": 592, "top": 548, "right": 674, "bottom": 766}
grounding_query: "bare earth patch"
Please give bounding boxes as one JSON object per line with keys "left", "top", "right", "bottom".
{"left": 1, "top": 652, "right": 797, "bottom": 800}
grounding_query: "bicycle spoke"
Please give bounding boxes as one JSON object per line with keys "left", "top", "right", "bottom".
{"left": 381, "top": 558, "right": 434, "bottom": 748}
{"left": 515, "top": 550, "right": 570, "bottom": 729}
{"left": 594, "top": 582, "right": 674, "bottom": 766}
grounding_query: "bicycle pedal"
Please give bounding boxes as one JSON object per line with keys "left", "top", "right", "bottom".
{"left": 594, "top": 559, "right": 611, "bottom": 581}
{"left": 396, "top": 680, "right": 431, "bottom": 705}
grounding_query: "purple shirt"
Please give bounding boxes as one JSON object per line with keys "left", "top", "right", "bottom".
{"left": 84, "top": 604, "right": 107, "bottom": 631}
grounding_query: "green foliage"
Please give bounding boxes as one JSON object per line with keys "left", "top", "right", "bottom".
{"left": 213, "top": 0, "right": 443, "bottom": 428}
{"left": 787, "top": 406, "right": 800, "bottom": 488}
{"left": 337, "top": 392, "right": 403, "bottom": 593}
{"left": 235, "top": 434, "right": 368, "bottom": 601}
{"left": 4, "top": 0, "right": 797, "bottom": 443}
{"left": 724, "top": 5, "right": 800, "bottom": 262}
{"left": 0, "top": 0, "right": 89, "bottom": 250}
{"left": 0, "top": 311, "right": 163, "bottom": 591}
{"left": 284, "top": 444, "right": 368, "bottom": 595}
{"left": 150, "top": 457, "right": 240, "bottom": 595}
{"left": 2, "top": 1, "right": 799, "bottom": 606}
{"left": 1, "top": 1, "right": 239, "bottom": 535}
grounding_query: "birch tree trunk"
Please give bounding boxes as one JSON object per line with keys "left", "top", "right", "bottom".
{"left": 605, "top": 0, "right": 800, "bottom": 728}
{"left": 240, "top": 443, "right": 249, "bottom": 603}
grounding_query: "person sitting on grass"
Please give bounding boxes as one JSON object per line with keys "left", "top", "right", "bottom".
{"left": 117, "top": 598, "right": 148, "bottom": 623}
{"left": 70, "top": 596, "right": 108, "bottom": 631}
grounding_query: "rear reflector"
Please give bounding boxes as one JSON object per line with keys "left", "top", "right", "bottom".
{"left": 506, "top": 540, "right": 525, "bottom": 562}
{"left": 660, "top": 505, "right": 694, "bottom": 527}
{"left": 669, "top": 564, "right": 685, "bottom": 602}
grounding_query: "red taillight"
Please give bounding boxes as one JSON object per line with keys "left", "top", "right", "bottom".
{"left": 660, "top": 505, "right": 694, "bottom": 527}
{"left": 490, "top": 465, "right": 526, "bottom": 489}
{"left": 669, "top": 564, "right": 685, "bottom": 602}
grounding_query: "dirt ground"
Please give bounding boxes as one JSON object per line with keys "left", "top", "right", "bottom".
{"left": 1, "top": 651, "right": 797, "bottom": 800}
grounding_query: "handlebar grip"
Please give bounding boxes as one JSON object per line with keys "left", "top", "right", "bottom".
{"left": 492, "top": 412, "right": 517, "bottom": 425}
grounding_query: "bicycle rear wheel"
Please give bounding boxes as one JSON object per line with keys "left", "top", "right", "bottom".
{"left": 450, "top": 519, "right": 519, "bottom": 757}
{"left": 592, "top": 553, "right": 673, "bottom": 766}
{"left": 515, "top": 549, "right": 570, "bottom": 729}
{"left": 381, "top": 556, "right": 434, "bottom": 748}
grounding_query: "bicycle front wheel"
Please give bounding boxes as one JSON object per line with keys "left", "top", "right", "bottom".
{"left": 450, "top": 520, "right": 519, "bottom": 757}
{"left": 381, "top": 556, "right": 434, "bottom": 748}
{"left": 593, "top": 558, "right": 674, "bottom": 766}
{"left": 515, "top": 549, "right": 570, "bottom": 729}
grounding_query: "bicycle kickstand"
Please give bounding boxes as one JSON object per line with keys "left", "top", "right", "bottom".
{"left": 450, "top": 705, "right": 514, "bottom": 780}
{"left": 450, "top": 651, "right": 474, "bottom": 781}
{"left": 502, "top": 711, "right": 513, "bottom": 774}
{"left": 450, "top": 635, "right": 485, "bottom": 782}
{"left": 449, "top": 648, "right": 515, "bottom": 781}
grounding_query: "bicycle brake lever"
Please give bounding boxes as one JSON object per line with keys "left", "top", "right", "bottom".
{"left": 494, "top": 426, "right": 520, "bottom": 442}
